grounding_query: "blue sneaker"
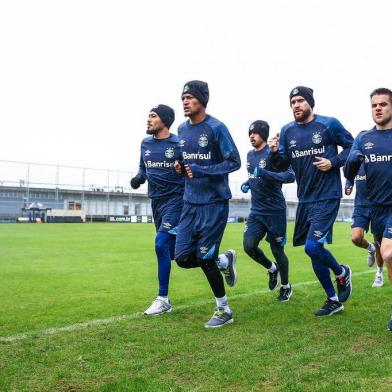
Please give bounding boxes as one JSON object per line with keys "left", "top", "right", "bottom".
{"left": 314, "top": 299, "right": 344, "bottom": 317}
{"left": 222, "top": 249, "right": 237, "bottom": 287}
{"left": 204, "top": 308, "right": 233, "bottom": 328}
{"left": 268, "top": 263, "right": 279, "bottom": 291}
{"left": 336, "top": 265, "right": 352, "bottom": 303}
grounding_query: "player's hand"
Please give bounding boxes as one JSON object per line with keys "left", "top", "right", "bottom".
{"left": 174, "top": 160, "right": 182, "bottom": 174}
{"left": 184, "top": 164, "right": 193, "bottom": 179}
{"left": 268, "top": 133, "right": 280, "bottom": 153}
{"left": 241, "top": 183, "right": 250, "bottom": 193}
{"left": 313, "top": 156, "right": 332, "bottom": 171}
{"left": 344, "top": 183, "right": 353, "bottom": 196}
{"left": 130, "top": 175, "right": 145, "bottom": 189}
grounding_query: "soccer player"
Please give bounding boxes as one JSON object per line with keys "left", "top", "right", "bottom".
{"left": 241, "top": 120, "right": 295, "bottom": 301}
{"left": 268, "top": 86, "right": 354, "bottom": 317}
{"left": 344, "top": 87, "right": 392, "bottom": 331}
{"left": 174, "top": 80, "right": 241, "bottom": 328}
{"left": 344, "top": 164, "right": 384, "bottom": 288}
{"left": 131, "top": 104, "right": 184, "bottom": 316}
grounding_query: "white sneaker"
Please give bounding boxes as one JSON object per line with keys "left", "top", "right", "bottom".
{"left": 372, "top": 275, "right": 384, "bottom": 288}
{"left": 144, "top": 298, "right": 172, "bottom": 316}
{"left": 367, "top": 246, "right": 376, "bottom": 267}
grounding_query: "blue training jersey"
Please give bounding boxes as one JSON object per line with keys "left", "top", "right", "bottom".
{"left": 246, "top": 145, "right": 295, "bottom": 215}
{"left": 137, "top": 133, "right": 184, "bottom": 200}
{"left": 178, "top": 115, "right": 241, "bottom": 204}
{"left": 269, "top": 114, "right": 353, "bottom": 203}
{"left": 344, "top": 127, "right": 392, "bottom": 206}
{"left": 344, "top": 163, "right": 370, "bottom": 208}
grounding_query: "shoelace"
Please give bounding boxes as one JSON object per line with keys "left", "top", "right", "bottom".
{"left": 213, "top": 310, "right": 225, "bottom": 318}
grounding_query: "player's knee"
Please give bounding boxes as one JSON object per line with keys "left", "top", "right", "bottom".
{"left": 155, "top": 232, "right": 171, "bottom": 257}
{"left": 381, "top": 246, "right": 392, "bottom": 264}
{"left": 351, "top": 232, "right": 363, "bottom": 247}
{"left": 243, "top": 236, "right": 258, "bottom": 256}
{"left": 175, "top": 255, "right": 198, "bottom": 269}
{"left": 304, "top": 239, "right": 323, "bottom": 258}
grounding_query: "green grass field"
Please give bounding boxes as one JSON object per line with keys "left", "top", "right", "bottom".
{"left": 1, "top": 222, "right": 392, "bottom": 391}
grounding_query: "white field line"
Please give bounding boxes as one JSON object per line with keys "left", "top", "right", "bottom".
{"left": 0, "top": 270, "right": 375, "bottom": 343}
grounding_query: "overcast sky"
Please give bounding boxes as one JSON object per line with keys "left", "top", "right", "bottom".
{"left": 1, "top": 0, "right": 391, "bottom": 187}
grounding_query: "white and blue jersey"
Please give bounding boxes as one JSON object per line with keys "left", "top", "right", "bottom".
{"left": 246, "top": 145, "right": 295, "bottom": 215}
{"left": 178, "top": 115, "right": 241, "bottom": 204}
{"left": 138, "top": 133, "right": 184, "bottom": 200}
{"left": 269, "top": 115, "right": 354, "bottom": 203}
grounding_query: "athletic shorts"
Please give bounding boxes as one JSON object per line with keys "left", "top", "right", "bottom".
{"left": 371, "top": 206, "right": 392, "bottom": 240}
{"left": 293, "top": 199, "right": 340, "bottom": 246}
{"left": 244, "top": 212, "right": 287, "bottom": 246}
{"left": 151, "top": 195, "right": 183, "bottom": 234}
{"left": 351, "top": 205, "right": 371, "bottom": 232}
{"left": 175, "top": 202, "right": 229, "bottom": 260}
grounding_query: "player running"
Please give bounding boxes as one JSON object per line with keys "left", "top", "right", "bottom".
{"left": 344, "top": 87, "right": 392, "bottom": 331}
{"left": 241, "top": 120, "right": 295, "bottom": 301}
{"left": 268, "top": 86, "right": 354, "bottom": 317}
{"left": 174, "top": 80, "right": 241, "bottom": 328}
{"left": 131, "top": 104, "right": 184, "bottom": 316}
{"left": 344, "top": 162, "right": 384, "bottom": 288}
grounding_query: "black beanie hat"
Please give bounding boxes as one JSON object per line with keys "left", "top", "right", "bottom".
{"left": 289, "top": 86, "right": 315, "bottom": 108}
{"left": 248, "top": 120, "right": 270, "bottom": 142}
{"left": 150, "top": 104, "right": 175, "bottom": 129}
{"left": 182, "top": 80, "right": 209, "bottom": 107}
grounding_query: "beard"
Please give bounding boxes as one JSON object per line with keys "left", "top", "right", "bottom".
{"left": 294, "top": 107, "right": 312, "bottom": 123}
{"left": 146, "top": 126, "right": 163, "bottom": 135}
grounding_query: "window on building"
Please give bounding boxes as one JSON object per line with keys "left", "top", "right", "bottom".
{"left": 123, "top": 203, "right": 129, "bottom": 215}
{"left": 68, "top": 200, "right": 82, "bottom": 210}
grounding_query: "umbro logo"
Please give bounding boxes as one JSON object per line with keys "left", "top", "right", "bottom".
{"left": 163, "top": 222, "right": 172, "bottom": 229}
{"left": 364, "top": 142, "right": 374, "bottom": 150}
{"left": 313, "top": 230, "right": 323, "bottom": 238}
{"left": 144, "top": 149, "right": 151, "bottom": 156}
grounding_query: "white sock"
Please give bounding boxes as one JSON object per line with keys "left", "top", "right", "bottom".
{"left": 157, "top": 296, "right": 169, "bottom": 303}
{"left": 377, "top": 267, "right": 383, "bottom": 275}
{"left": 217, "top": 254, "right": 229, "bottom": 270}
{"left": 268, "top": 263, "right": 277, "bottom": 273}
{"left": 367, "top": 243, "right": 376, "bottom": 252}
{"left": 282, "top": 283, "right": 291, "bottom": 289}
{"left": 329, "top": 295, "right": 339, "bottom": 302}
{"left": 215, "top": 295, "right": 230, "bottom": 313}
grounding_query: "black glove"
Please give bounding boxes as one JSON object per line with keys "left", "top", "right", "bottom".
{"left": 130, "top": 175, "right": 146, "bottom": 189}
